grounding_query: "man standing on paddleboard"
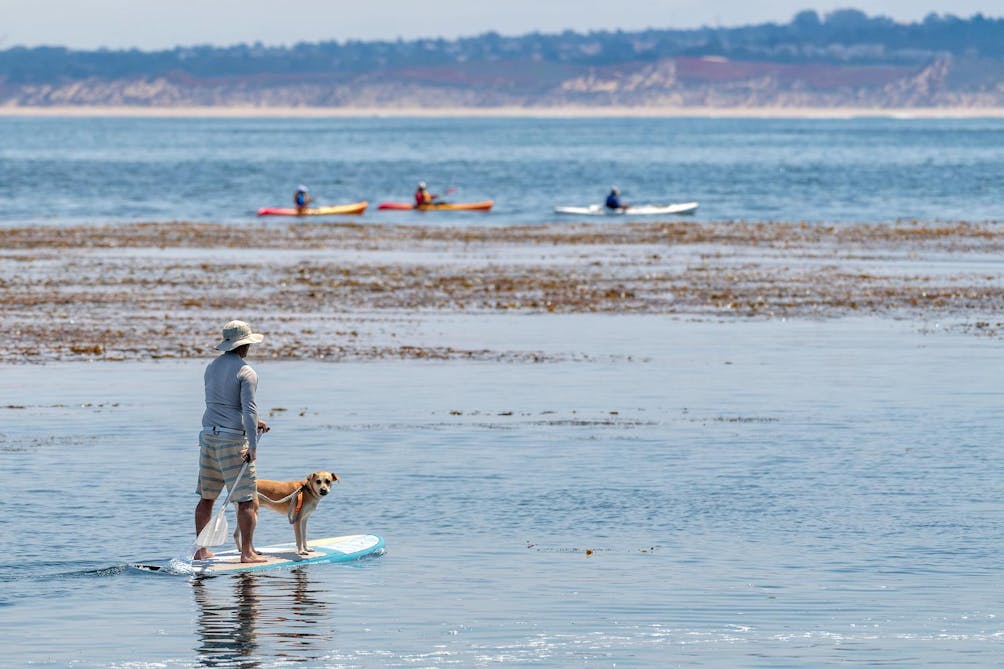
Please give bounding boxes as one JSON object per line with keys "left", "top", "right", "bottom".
{"left": 194, "top": 320, "right": 270, "bottom": 563}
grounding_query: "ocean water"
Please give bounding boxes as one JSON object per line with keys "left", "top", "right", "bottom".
{"left": 1, "top": 115, "right": 1003, "bottom": 225}
{"left": 3, "top": 116, "right": 1004, "bottom": 667}
{"left": 3, "top": 315, "right": 1004, "bottom": 667}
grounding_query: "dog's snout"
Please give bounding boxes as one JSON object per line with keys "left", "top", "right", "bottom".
{"left": 319, "top": 489, "right": 329, "bottom": 496}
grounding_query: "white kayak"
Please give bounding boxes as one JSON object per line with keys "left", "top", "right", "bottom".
{"left": 554, "top": 202, "right": 699, "bottom": 216}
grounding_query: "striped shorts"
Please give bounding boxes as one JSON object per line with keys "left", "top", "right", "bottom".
{"left": 196, "top": 430, "right": 257, "bottom": 503}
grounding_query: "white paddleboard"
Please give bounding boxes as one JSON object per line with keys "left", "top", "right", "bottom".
{"left": 133, "top": 534, "right": 385, "bottom": 575}
{"left": 554, "top": 202, "right": 699, "bottom": 216}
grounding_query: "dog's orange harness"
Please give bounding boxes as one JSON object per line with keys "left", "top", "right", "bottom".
{"left": 286, "top": 481, "right": 316, "bottom": 524}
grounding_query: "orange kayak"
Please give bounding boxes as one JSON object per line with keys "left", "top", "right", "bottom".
{"left": 377, "top": 200, "right": 493, "bottom": 211}
{"left": 257, "top": 201, "right": 368, "bottom": 216}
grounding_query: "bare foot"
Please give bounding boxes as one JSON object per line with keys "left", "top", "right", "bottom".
{"left": 193, "top": 548, "right": 215, "bottom": 560}
{"left": 240, "top": 553, "right": 268, "bottom": 563}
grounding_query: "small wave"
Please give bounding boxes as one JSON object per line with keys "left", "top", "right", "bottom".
{"left": 711, "top": 415, "right": 781, "bottom": 423}
{"left": 65, "top": 564, "right": 132, "bottom": 578}
{"left": 525, "top": 543, "right": 661, "bottom": 555}
{"left": 0, "top": 563, "right": 132, "bottom": 584}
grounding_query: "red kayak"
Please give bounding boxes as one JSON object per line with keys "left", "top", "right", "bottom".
{"left": 377, "top": 200, "right": 494, "bottom": 211}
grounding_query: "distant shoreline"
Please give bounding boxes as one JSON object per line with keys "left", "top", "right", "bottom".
{"left": 2, "top": 105, "right": 1004, "bottom": 119}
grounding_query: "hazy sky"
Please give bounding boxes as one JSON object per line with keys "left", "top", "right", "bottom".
{"left": 4, "top": 0, "right": 1004, "bottom": 50}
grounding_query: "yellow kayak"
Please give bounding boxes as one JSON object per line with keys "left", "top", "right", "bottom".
{"left": 257, "top": 201, "right": 368, "bottom": 216}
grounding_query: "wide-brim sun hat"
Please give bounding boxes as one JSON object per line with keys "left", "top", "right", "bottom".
{"left": 215, "top": 320, "right": 265, "bottom": 351}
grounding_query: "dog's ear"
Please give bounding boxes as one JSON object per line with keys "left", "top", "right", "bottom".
{"left": 331, "top": 471, "right": 340, "bottom": 482}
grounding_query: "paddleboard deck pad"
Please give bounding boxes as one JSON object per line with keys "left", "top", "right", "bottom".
{"left": 133, "top": 534, "right": 385, "bottom": 576}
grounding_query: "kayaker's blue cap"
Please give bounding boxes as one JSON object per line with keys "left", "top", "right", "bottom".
{"left": 297, "top": 185, "right": 308, "bottom": 192}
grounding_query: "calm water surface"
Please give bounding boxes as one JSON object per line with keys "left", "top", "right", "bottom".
{"left": 1, "top": 116, "right": 1003, "bottom": 225}
{"left": 2, "top": 315, "right": 1003, "bottom": 667}
{"left": 3, "top": 115, "right": 1004, "bottom": 667}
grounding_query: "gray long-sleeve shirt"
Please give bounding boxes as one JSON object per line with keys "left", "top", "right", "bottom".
{"left": 201, "top": 351, "right": 260, "bottom": 450}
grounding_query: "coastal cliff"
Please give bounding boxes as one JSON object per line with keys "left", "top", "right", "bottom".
{"left": 4, "top": 10, "right": 1004, "bottom": 110}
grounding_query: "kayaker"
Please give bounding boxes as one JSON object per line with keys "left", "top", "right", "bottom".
{"left": 605, "top": 186, "right": 627, "bottom": 210}
{"left": 414, "top": 182, "right": 438, "bottom": 207}
{"left": 294, "top": 185, "right": 311, "bottom": 214}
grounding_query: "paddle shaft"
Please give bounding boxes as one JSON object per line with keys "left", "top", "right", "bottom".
{"left": 217, "top": 429, "right": 264, "bottom": 508}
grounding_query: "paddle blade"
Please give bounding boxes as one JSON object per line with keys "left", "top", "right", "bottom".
{"left": 192, "top": 459, "right": 249, "bottom": 554}
{"left": 195, "top": 510, "right": 229, "bottom": 548}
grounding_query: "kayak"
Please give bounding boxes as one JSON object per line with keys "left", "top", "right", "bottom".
{"left": 554, "top": 202, "right": 699, "bottom": 216}
{"left": 257, "top": 201, "right": 368, "bottom": 216}
{"left": 377, "top": 200, "right": 494, "bottom": 211}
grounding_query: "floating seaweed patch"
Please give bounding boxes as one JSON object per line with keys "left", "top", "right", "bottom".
{"left": 3, "top": 219, "right": 1004, "bottom": 363}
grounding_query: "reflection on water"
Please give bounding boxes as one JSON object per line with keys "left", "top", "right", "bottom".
{"left": 192, "top": 568, "right": 333, "bottom": 667}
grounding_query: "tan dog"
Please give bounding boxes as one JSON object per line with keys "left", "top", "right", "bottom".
{"left": 234, "top": 471, "right": 339, "bottom": 555}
